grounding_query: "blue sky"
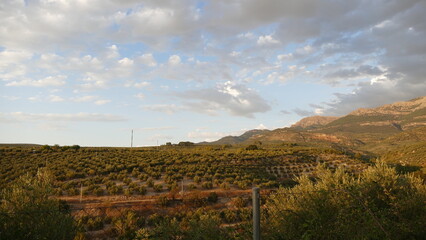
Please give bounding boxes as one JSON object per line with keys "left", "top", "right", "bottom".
{"left": 1, "top": 0, "right": 425, "bottom": 146}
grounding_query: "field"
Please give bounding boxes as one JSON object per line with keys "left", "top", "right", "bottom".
{"left": 0, "top": 144, "right": 369, "bottom": 193}
{"left": 0, "top": 143, "right": 371, "bottom": 238}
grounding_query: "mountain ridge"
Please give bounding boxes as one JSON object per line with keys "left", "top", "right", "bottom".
{"left": 204, "top": 96, "right": 426, "bottom": 146}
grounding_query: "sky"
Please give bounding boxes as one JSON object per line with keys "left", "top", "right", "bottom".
{"left": 1, "top": 0, "right": 425, "bottom": 147}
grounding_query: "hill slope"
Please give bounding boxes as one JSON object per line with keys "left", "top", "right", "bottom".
{"left": 291, "top": 116, "right": 339, "bottom": 130}
{"left": 204, "top": 96, "right": 426, "bottom": 148}
{"left": 313, "top": 96, "right": 426, "bottom": 143}
{"left": 204, "top": 129, "right": 270, "bottom": 145}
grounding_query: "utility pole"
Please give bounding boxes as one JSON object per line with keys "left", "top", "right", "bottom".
{"left": 131, "top": 129, "right": 133, "bottom": 148}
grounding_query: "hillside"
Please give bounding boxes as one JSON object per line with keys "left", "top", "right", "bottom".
{"left": 291, "top": 116, "right": 339, "bottom": 130}
{"left": 361, "top": 126, "right": 426, "bottom": 168}
{"left": 204, "top": 96, "right": 426, "bottom": 148}
{"left": 312, "top": 96, "right": 426, "bottom": 143}
{"left": 262, "top": 96, "right": 425, "bottom": 145}
{"left": 203, "top": 129, "right": 270, "bottom": 145}
{"left": 248, "top": 127, "right": 364, "bottom": 146}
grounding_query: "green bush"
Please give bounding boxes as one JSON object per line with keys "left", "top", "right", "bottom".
{"left": 245, "top": 145, "right": 259, "bottom": 150}
{"left": 263, "top": 162, "right": 426, "bottom": 239}
{"left": 0, "top": 168, "right": 76, "bottom": 240}
{"left": 153, "top": 184, "right": 163, "bottom": 192}
{"left": 207, "top": 192, "right": 219, "bottom": 203}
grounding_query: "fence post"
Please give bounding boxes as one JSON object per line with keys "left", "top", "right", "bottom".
{"left": 253, "top": 187, "right": 260, "bottom": 240}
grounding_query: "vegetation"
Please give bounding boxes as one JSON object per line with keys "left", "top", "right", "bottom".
{"left": 0, "top": 144, "right": 366, "bottom": 195}
{"left": 0, "top": 168, "right": 76, "bottom": 240}
{"left": 263, "top": 162, "right": 426, "bottom": 239}
{"left": 0, "top": 143, "right": 424, "bottom": 239}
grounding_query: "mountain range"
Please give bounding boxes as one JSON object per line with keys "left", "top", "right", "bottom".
{"left": 204, "top": 96, "right": 426, "bottom": 167}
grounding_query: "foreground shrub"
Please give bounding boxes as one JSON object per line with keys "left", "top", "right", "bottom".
{"left": 263, "top": 162, "right": 426, "bottom": 240}
{"left": 0, "top": 168, "right": 76, "bottom": 240}
{"left": 149, "top": 212, "right": 231, "bottom": 240}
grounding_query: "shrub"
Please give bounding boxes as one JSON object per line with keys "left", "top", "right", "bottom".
{"left": 207, "top": 192, "right": 219, "bottom": 203}
{"left": 201, "top": 181, "right": 213, "bottom": 189}
{"left": 263, "top": 162, "right": 426, "bottom": 239}
{"left": 137, "top": 186, "right": 147, "bottom": 195}
{"left": 157, "top": 196, "right": 169, "bottom": 207}
{"left": 245, "top": 145, "right": 259, "bottom": 150}
{"left": 0, "top": 168, "right": 76, "bottom": 240}
{"left": 153, "top": 184, "right": 163, "bottom": 192}
{"left": 231, "top": 196, "right": 247, "bottom": 208}
{"left": 146, "top": 178, "right": 154, "bottom": 188}
{"left": 94, "top": 188, "right": 104, "bottom": 196}
{"left": 112, "top": 210, "right": 140, "bottom": 239}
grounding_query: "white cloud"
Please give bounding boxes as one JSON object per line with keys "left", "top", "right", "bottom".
{"left": 118, "top": 57, "right": 134, "bottom": 67}
{"left": 28, "top": 96, "right": 41, "bottom": 102}
{"left": 48, "top": 95, "right": 65, "bottom": 102}
{"left": 257, "top": 35, "right": 280, "bottom": 45}
{"left": 138, "top": 53, "right": 157, "bottom": 67}
{"left": 78, "top": 81, "right": 107, "bottom": 91}
{"left": 295, "top": 45, "right": 314, "bottom": 55}
{"left": 124, "top": 8, "right": 177, "bottom": 34}
{"left": 314, "top": 108, "right": 324, "bottom": 115}
{"left": 107, "top": 45, "right": 119, "bottom": 59}
{"left": 168, "top": 55, "right": 182, "bottom": 65}
{"left": 71, "top": 95, "right": 97, "bottom": 102}
{"left": 277, "top": 53, "right": 293, "bottom": 61}
{"left": 0, "top": 49, "right": 32, "bottom": 67}
{"left": 94, "top": 99, "right": 111, "bottom": 105}
{"left": 69, "top": 95, "right": 111, "bottom": 105}
{"left": 229, "top": 51, "right": 241, "bottom": 57}
{"left": 187, "top": 130, "right": 228, "bottom": 141}
{"left": 135, "top": 93, "right": 145, "bottom": 100}
{"left": 238, "top": 32, "right": 255, "bottom": 39}
{"left": 255, "top": 123, "right": 268, "bottom": 130}
{"left": 0, "top": 112, "right": 126, "bottom": 122}
{"left": 6, "top": 75, "right": 67, "bottom": 87}
{"left": 133, "top": 81, "right": 151, "bottom": 88}
{"left": 142, "top": 104, "right": 183, "bottom": 114}
{"left": 220, "top": 81, "right": 241, "bottom": 97}
{"left": 266, "top": 72, "right": 286, "bottom": 84}
{"left": 176, "top": 81, "right": 271, "bottom": 118}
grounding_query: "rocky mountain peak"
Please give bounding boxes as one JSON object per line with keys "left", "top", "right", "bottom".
{"left": 291, "top": 116, "right": 339, "bottom": 129}
{"left": 350, "top": 96, "right": 426, "bottom": 116}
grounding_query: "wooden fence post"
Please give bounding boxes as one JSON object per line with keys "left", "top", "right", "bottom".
{"left": 253, "top": 187, "right": 260, "bottom": 240}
